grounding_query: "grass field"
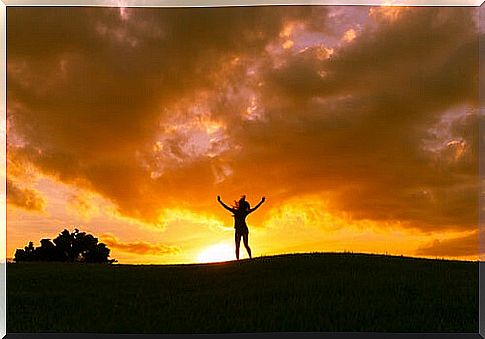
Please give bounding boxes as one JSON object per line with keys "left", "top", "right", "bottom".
{"left": 7, "top": 252, "right": 478, "bottom": 333}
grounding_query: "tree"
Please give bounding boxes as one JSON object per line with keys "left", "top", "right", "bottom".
{"left": 14, "top": 241, "right": 35, "bottom": 262}
{"left": 14, "top": 228, "right": 116, "bottom": 263}
{"left": 53, "top": 229, "right": 75, "bottom": 262}
{"left": 36, "top": 239, "right": 58, "bottom": 261}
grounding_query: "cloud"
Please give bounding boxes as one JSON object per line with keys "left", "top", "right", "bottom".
{"left": 7, "top": 6, "right": 479, "bottom": 237}
{"left": 100, "top": 233, "right": 180, "bottom": 255}
{"left": 341, "top": 28, "right": 357, "bottom": 43}
{"left": 415, "top": 231, "right": 479, "bottom": 258}
{"left": 234, "top": 7, "right": 478, "bottom": 231}
{"left": 6, "top": 179, "right": 46, "bottom": 212}
{"left": 262, "top": 195, "right": 355, "bottom": 232}
{"left": 7, "top": 6, "right": 326, "bottom": 225}
{"left": 66, "top": 192, "right": 100, "bottom": 221}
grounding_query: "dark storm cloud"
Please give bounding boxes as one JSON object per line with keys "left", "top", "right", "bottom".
{"left": 416, "top": 231, "right": 479, "bottom": 257}
{"left": 7, "top": 6, "right": 479, "bottom": 237}
{"left": 7, "top": 6, "right": 326, "bottom": 223}
{"left": 224, "top": 7, "right": 479, "bottom": 231}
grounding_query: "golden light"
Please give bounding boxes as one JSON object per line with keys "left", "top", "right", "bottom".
{"left": 197, "top": 243, "right": 235, "bottom": 263}
{"left": 342, "top": 29, "right": 357, "bottom": 43}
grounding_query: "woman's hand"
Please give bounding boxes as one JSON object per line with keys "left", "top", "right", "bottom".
{"left": 217, "top": 195, "right": 221, "bottom": 202}
{"left": 262, "top": 196, "right": 266, "bottom": 202}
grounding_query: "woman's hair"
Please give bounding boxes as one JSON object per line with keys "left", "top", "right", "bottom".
{"left": 238, "top": 198, "right": 250, "bottom": 211}
{"left": 233, "top": 197, "right": 251, "bottom": 211}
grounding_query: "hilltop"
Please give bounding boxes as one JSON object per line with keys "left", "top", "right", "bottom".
{"left": 7, "top": 252, "right": 478, "bottom": 333}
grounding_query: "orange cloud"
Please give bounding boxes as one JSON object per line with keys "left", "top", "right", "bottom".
{"left": 100, "top": 233, "right": 180, "bottom": 255}
{"left": 6, "top": 6, "right": 479, "bottom": 244}
{"left": 341, "top": 28, "right": 357, "bottom": 43}
{"left": 66, "top": 192, "right": 100, "bottom": 221}
{"left": 369, "top": 6, "right": 408, "bottom": 23}
{"left": 252, "top": 7, "right": 478, "bottom": 232}
{"left": 6, "top": 179, "right": 45, "bottom": 212}
{"left": 7, "top": 6, "right": 325, "bottom": 226}
{"left": 415, "top": 231, "right": 479, "bottom": 258}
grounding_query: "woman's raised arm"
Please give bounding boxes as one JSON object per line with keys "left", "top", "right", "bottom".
{"left": 249, "top": 197, "right": 265, "bottom": 213}
{"left": 217, "top": 196, "right": 235, "bottom": 213}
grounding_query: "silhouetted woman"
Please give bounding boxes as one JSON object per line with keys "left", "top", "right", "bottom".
{"left": 217, "top": 195, "right": 265, "bottom": 260}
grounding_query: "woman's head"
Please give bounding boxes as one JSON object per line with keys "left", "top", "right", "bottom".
{"left": 237, "top": 196, "right": 250, "bottom": 211}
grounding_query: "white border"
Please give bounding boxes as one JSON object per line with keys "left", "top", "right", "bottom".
{"left": 2, "top": 0, "right": 484, "bottom": 6}
{"left": 1, "top": 1, "right": 483, "bottom": 338}
{"left": 1, "top": 0, "right": 6, "bottom": 337}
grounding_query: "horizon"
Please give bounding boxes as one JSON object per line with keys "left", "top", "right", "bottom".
{"left": 6, "top": 5, "right": 480, "bottom": 265}
{"left": 4, "top": 250, "right": 480, "bottom": 265}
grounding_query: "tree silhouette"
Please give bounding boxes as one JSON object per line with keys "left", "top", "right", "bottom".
{"left": 36, "top": 239, "right": 58, "bottom": 261}
{"left": 14, "top": 241, "right": 36, "bottom": 262}
{"left": 14, "top": 228, "right": 116, "bottom": 263}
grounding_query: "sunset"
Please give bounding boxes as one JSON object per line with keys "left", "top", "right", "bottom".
{"left": 5, "top": 3, "right": 481, "bottom": 334}
{"left": 6, "top": 5, "right": 478, "bottom": 266}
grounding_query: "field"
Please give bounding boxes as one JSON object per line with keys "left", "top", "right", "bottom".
{"left": 7, "top": 253, "right": 478, "bottom": 333}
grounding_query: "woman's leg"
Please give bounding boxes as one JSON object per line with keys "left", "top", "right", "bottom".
{"left": 242, "top": 229, "right": 252, "bottom": 259}
{"left": 235, "top": 230, "right": 242, "bottom": 260}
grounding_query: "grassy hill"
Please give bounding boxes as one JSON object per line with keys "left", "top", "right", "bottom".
{"left": 7, "top": 252, "right": 478, "bottom": 333}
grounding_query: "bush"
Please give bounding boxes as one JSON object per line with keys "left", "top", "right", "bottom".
{"left": 14, "top": 228, "right": 116, "bottom": 263}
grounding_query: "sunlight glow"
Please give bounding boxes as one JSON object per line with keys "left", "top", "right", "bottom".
{"left": 197, "top": 243, "right": 234, "bottom": 263}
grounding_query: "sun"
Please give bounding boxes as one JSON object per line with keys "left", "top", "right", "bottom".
{"left": 197, "top": 243, "right": 235, "bottom": 263}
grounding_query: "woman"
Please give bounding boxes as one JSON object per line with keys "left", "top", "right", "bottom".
{"left": 217, "top": 195, "right": 265, "bottom": 260}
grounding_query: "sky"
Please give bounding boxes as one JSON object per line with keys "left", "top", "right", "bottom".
{"left": 6, "top": 5, "right": 480, "bottom": 264}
